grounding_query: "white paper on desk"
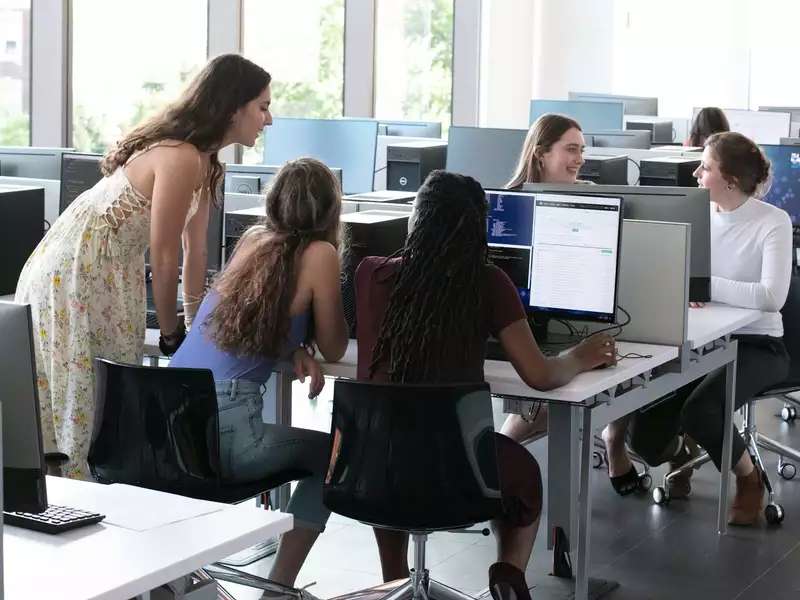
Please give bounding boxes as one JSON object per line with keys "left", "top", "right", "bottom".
{"left": 77, "top": 483, "right": 224, "bottom": 531}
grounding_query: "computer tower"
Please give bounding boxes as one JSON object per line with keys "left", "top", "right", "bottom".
{"left": 0, "top": 185, "right": 45, "bottom": 294}
{"left": 639, "top": 157, "right": 700, "bottom": 187}
{"left": 626, "top": 120, "right": 674, "bottom": 144}
{"left": 579, "top": 154, "right": 628, "bottom": 184}
{"left": 387, "top": 141, "right": 447, "bottom": 192}
{"left": 224, "top": 207, "right": 409, "bottom": 337}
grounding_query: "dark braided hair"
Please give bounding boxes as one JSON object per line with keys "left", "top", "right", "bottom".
{"left": 370, "top": 170, "right": 489, "bottom": 382}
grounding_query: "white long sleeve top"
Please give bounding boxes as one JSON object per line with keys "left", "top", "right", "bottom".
{"left": 710, "top": 198, "right": 793, "bottom": 337}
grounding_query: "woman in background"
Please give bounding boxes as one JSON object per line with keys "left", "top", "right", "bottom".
{"left": 506, "top": 113, "right": 587, "bottom": 189}
{"left": 686, "top": 106, "right": 730, "bottom": 147}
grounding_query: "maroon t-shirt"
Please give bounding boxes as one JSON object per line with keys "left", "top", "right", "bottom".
{"left": 355, "top": 256, "right": 526, "bottom": 382}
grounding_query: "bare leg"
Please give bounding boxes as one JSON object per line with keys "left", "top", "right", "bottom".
{"left": 733, "top": 448, "right": 754, "bottom": 477}
{"left": 373, "top": 528, "right": 410, "bottom": 582}
{"left": 500, "top": 407, "right": 548, "bottom": 445}
{"left": 491, "top": 516, "right": 539, "bottom": 572}
{"left": 601, "top": 417, "right": 632, "bottom": 477}
{"left": 267, "top": 527, "right": 321, "bottom": 588}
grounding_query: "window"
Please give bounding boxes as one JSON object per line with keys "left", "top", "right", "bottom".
{"left": 70, "top": 0, "right": 208, "bottom": 153}
{"left": 242, "top": 0, "right": 345, "bottom": 164}
{"left": 0, "top": 1, "right": 30, "bottom": 145}
{"left": 374, "top": 0, "right": 453, "bottom": 132}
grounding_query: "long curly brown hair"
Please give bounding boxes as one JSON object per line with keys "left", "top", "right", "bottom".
{"left": 370, "top": 170, "right": 489, "bottom": 382}
{"left": 206, "top": 158, "right": 342, "bottom": 358}
{"left": 100, "top": 54, "right": 271, "bottom": 206}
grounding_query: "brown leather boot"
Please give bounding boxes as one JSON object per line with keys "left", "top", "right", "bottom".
{"left": 728, "top": 466, "right": 765, "bottom": 526}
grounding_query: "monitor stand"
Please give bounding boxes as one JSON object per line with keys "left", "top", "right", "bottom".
{"left": 529, "top": 312, "right": 550, "bottom": 345}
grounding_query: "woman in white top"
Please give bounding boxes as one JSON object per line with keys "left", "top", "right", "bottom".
{"left": 624, "top": 132, "right": 792, "bottom": 526}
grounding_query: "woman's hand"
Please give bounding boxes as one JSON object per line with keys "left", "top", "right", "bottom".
{"left": 293, "top": 347, "right": 325, "bottom": 399}
{"left": 570, "top": 333, "right": 617, "bottom": 370}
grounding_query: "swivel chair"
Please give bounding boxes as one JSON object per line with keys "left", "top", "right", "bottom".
{"left": 651, "top": 276, "right": 800, "bottom": 524}
{"left": 323, "top": 379, "right": 506, "bottom": 600}
{"left": 88, "top": 358, "right": 309, "bottom": 595}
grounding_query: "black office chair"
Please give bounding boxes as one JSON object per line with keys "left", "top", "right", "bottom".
{"left": 88, "top": 358, "right": 309, "bottom": 594}
{"left": 652, "top": 276, "right": 800, "bottom": 523}
{"left": 770, "top": 274, "right": 800, "bottom": 427}
{"left": 323, "top": 379, "right": 504, "bottom": 600}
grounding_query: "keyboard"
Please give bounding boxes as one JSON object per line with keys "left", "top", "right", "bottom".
{"left": 4, "top": 504, "right": 105, "bottom": 534}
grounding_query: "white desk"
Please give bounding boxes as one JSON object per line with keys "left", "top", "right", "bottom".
{"left": 4, "top": 476, "right": 293, "bottom": 600}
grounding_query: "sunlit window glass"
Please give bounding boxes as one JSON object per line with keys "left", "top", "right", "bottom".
{"left": 242, "top": 0, "right": 345, "bottom": 164}
{"left": 0, "top": 0, "right": 30, "bottom": 145}
{"left": 374, "top": 0, "right": 453, "bottom": 133}
{"left": 70, "top": 0, "right": 208, "bottom": 153}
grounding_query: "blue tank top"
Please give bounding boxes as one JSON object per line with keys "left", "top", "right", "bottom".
{"left": 170, "top": 291, "right": 310, "bottom": 385}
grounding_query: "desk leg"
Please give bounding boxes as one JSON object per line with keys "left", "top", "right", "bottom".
{"left": 547, "top": 403, "right": 580, "bottom": 550}
{"left": 575, "top": 406, "right": 594, "bottom": 600}
{"left": 275, "top": 370, "right": 294, "bottom": 511}
{"left": 718, "top": 350, "right": 738, "bottom": 535}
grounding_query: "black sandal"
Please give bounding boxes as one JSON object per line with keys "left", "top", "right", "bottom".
{"left": 610, "top": 465, "right": 641, "bottom": 496}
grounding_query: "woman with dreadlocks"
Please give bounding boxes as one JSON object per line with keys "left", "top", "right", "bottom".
{"left": 355, "top": 170, "right": 616, "bottom": 600}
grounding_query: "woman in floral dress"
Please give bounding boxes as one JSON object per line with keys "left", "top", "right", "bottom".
{"left": 15, "top": 54, "right": 273, "bottom": 478}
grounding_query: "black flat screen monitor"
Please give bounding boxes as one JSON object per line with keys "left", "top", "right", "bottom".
{"left": 223, "top": 163, "right": 282, "bottom": 195}
{"left": 761, "top": 145, "right": 800, "bottom": 225}
{"left": 446, "top": 126, "right": 528, "bottom": 190}
{"left": 0, "top": 301, "right": 48, "bottom": 513}
{"left": 523, "top": 183, "right": 711, "bottom": 301}
{"left": 377, "top": 120, "right": 442, "bottom": 138}
{"left": 530, "top": 100, "right": 624, "bottom": 131}
{"left": 263, "top": 117, "right": 378, "bottom": 195}
{"left": 59, "top": 152, "right": 104, "bottom": 214}
{"left": 585, "top": 130, "right": 651, "bottom": 149}
{"left": 0, "top": 147, "right": 74, "bottom": 179}
{"left": 486, "top": 190, "right": 623, "bottom": 323}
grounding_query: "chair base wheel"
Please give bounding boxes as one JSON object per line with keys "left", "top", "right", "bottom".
{"left": 780, "top": 406, "right": 797, "bottom": 422}
{"left": 592, "top": 450, "right": 605, "bottom": 469}
{"left": 639, "top": 473, "right": 653, "bottom": 491}
{"left": 779, "top": 462, "right": 797, "bottom": 480}
{"left": 652, "top": 486, "right": 669, "bottom": 505}
{"left": 765, "top": 503, "right": 785, "bottom": 525}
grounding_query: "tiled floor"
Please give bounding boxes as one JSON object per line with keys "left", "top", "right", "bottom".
{"left": 217, "top": 381, "right": 800, "bottom": 600}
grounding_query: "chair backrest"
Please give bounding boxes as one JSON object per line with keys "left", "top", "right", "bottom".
{"left": 323, "top": 379, "right": 502, "bottom": 531}
{"left": 89, "top": 358, "right": 223, "bottom": 497}
{"left": 781, "top": 274, "right": 800, "bottom": 385}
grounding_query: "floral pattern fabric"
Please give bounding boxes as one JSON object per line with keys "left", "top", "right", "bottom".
{"left": 15, "top": 166, "right": 200, "bottom": 479}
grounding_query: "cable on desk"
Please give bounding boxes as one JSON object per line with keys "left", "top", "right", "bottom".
{"left": 374, "top": 165, "right": 387, "bottom": 175}
{"left": 627, "top": 158, "right": 641, "bottom": 185}
{"left": 590, "top": 305, "right": 631, "bottom": 338}
{"left": 617, "top": 351, "right": 653, "bottom": 360}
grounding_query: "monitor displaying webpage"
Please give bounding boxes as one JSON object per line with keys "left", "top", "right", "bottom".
{"left": 529, "top": 194, "right": 621, "bottom": 319}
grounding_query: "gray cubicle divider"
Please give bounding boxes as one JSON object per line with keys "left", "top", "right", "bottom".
{"left": 615, "top": 219, "right": 690, "bottom": 346}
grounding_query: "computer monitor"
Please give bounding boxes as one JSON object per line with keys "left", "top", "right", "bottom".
{"left": 0, "top": 301, "right": 47, "bottom": 513}
{"left": 759, "top": 108, "right": 800, "bottom": 138}
{"left": 568, "top": 92, "right": 658, "bottom": 116}
{"left": 693, "top": 108, "right": 791, "bottom": 144}
{"left": 59, "top": 152, "right": 103, "bottom": 214}
{"left": 377, "top": 120, "right": 442, "bottom": 138}
{"left": 263, "top": 117, "right": 379, "bottom": 195}
{"left": 530, "top": 100, "right": 624, "bottom": 131}
{"left": 523, "top": 183, "right": 711, "bottom": 301}
{"left": 223, "top": 163, "right": 282, "bottom": 194}
{"left": 760, "top": 144, "right": 800, "bottom": 225}
{"left": 223, "top": 162, "right": 343, "bottom": 196}
{"left": 446, "top": 126, "right": 528, "bottom": 190}
{"left": 486, "top": 190, "right": 623, "bottom": 323}
{"left": 584, "top": 130, "right": 652, "bottom": 149}
{"left": 0, "top": 147, "right": 74, "bottom": 179}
